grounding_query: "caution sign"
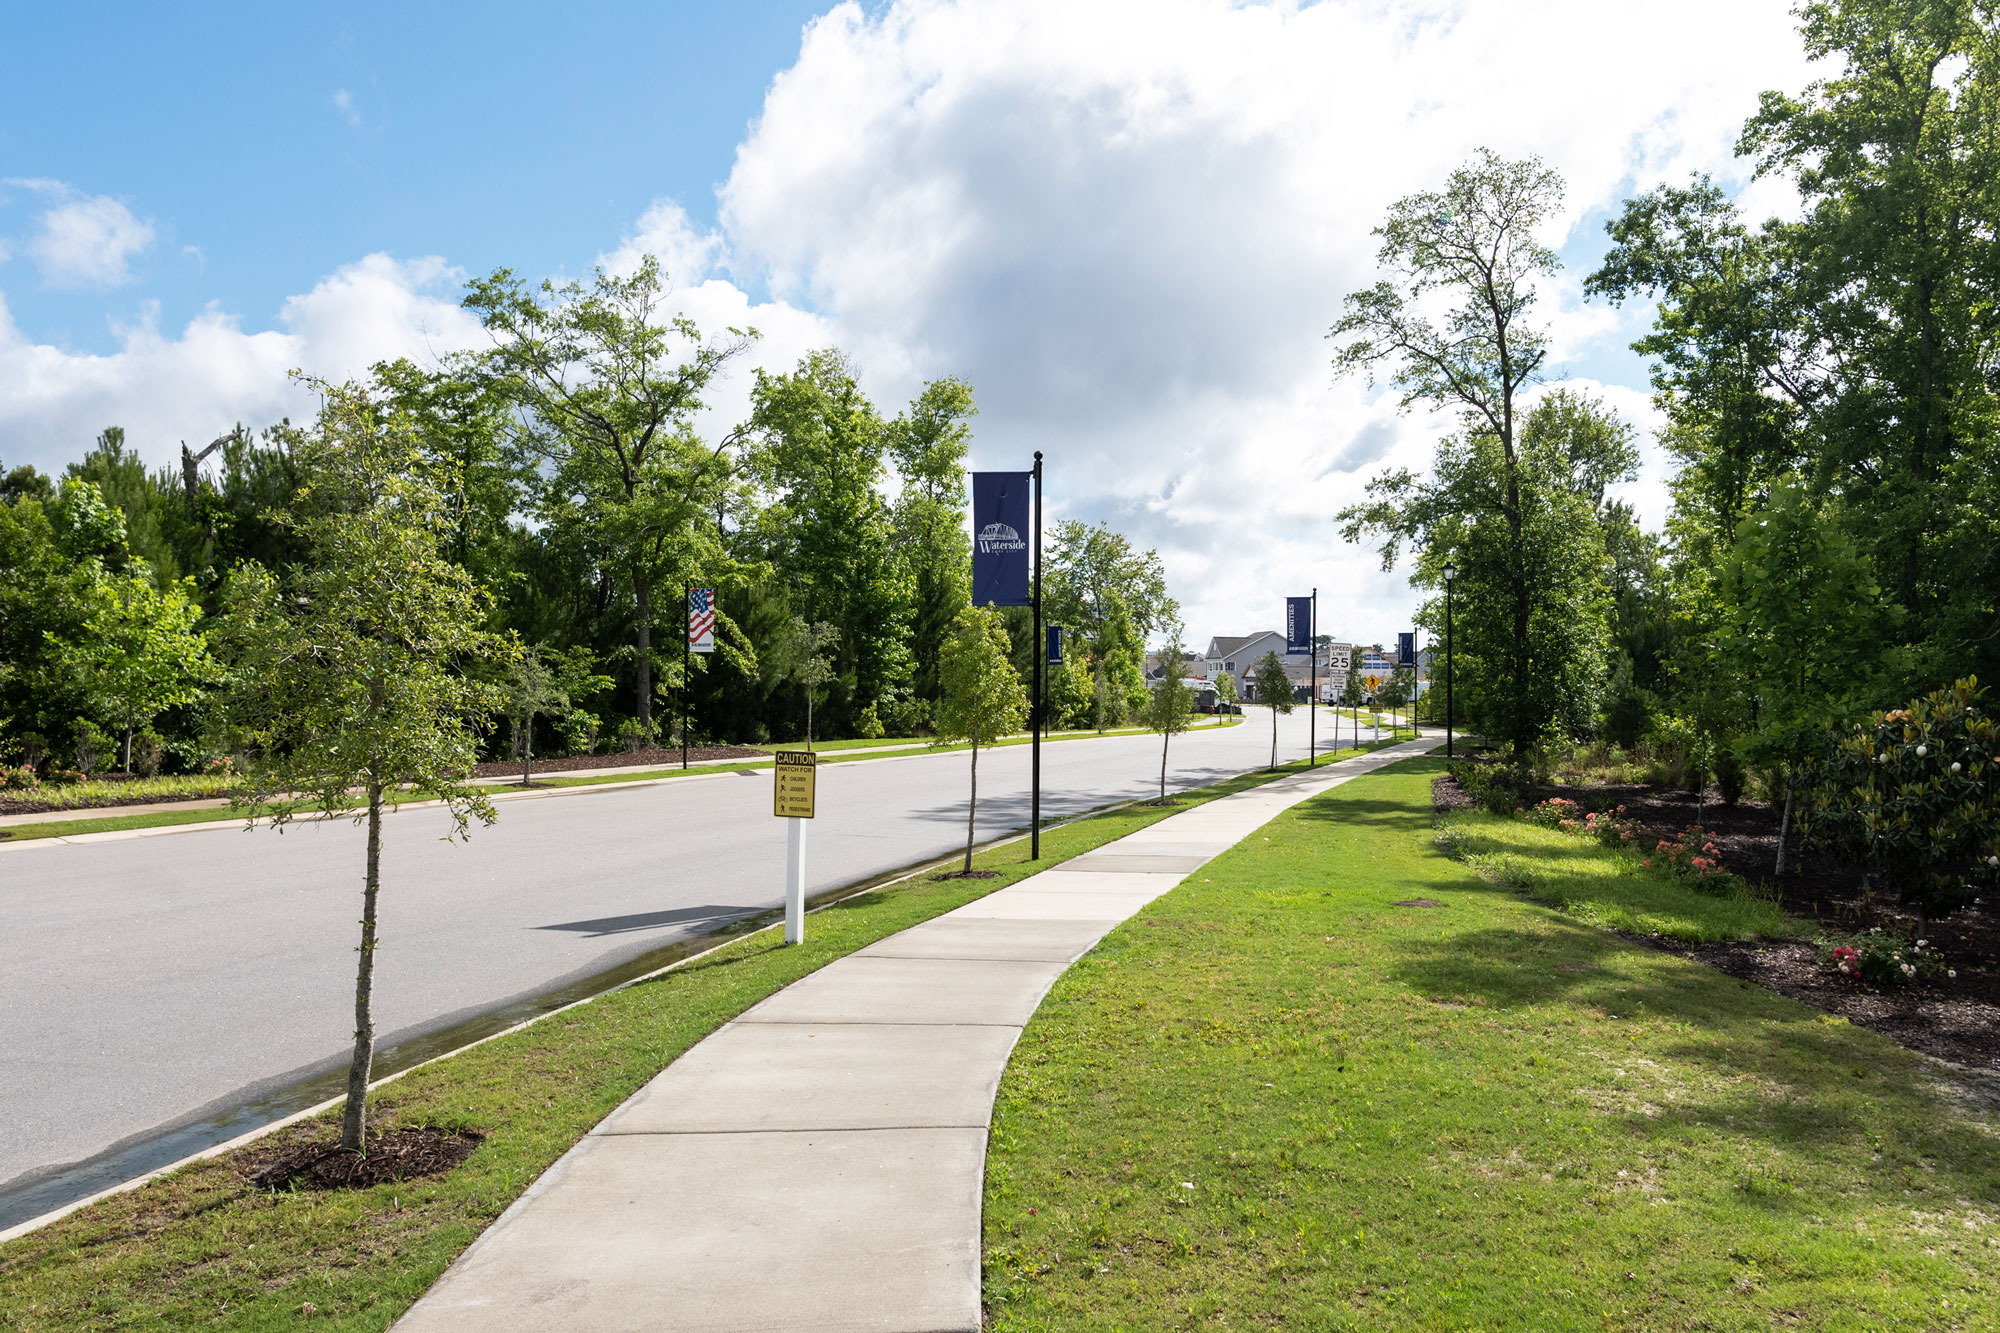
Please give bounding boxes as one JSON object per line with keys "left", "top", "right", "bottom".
{"left": 774, "top": 750, "right": 817, "bottom": 819}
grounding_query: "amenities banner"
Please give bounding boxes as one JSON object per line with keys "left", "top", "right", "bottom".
{"left": 971, "top": 471, "right": 1033, "bottom": 606}
{"left": 1285, "top": 596, "right": 1313, "bottom": 654}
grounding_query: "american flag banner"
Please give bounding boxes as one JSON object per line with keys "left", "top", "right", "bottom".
{"left": 688, "top": 587, "right": 716, "bottom": 654}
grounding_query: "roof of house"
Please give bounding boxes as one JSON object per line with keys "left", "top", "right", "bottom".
{"left": 1206, "top": 633, "right": 1274, "bottom": 659}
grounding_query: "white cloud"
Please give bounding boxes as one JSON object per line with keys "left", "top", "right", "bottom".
{"left": 711, "top": 0, "right": 1813, "bottom": 647}
{"left": 0, "top": 0, "right": 1817, "bottom": 652}
{"left": 334, "top": 88, "right": 360, "bottom": 127}
{"left": 0, "top": 255, "right": 480, "bottom": 471}
{"left": 7, "top": 180, "right": 156, "bottom": 289}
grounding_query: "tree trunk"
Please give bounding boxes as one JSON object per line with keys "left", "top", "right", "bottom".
{"left": 634, "top": 578, "right": 653, "bottom": 738}
{"left": 1159, "top": 727, "right": 1169, "bottom": 801}
{"left": 1774, "top": 778, "right": 1795, "bottom": 878}
{"left": 806, "top": 689, "right": 814, "bottom": 753}
{"left": 123, "top": 707, "right": 134, "bottom": 774}
{"left": 342, "top": 782, "right": 385, "bottom": 1153}
{"left": 964, "top": 721, "right": 979, "bottom": 873}
{"left": 1270, "top": 706, "right": 1278, "bottom": 770}
{"left": 521, "top": 712, "right": 534, "bottom": 786}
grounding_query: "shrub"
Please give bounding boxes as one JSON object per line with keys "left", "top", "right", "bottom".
{"left": 18, "top": 731, "right": 49, "bottom": 769}
{"left": 1524, "top": 796, "right": 1582, "bottom": 828}
{"left": 1818, "top": 929, "right": 1953, "bottom": 988}
{"left": 1448, "top": 759, "right": 1533, "bottom": 815}
{"left": 855, "top": 703, "right": 886, "bottom": 740}
{"left": 131, "top": 728, "right": 165, "bottom": 777}
{"left": 72, "top": 719, "right": 112, "bottom": 776}
{"left": 1713, "top": 749, "right": 1746, "bottom": 806}
{"left": 1798, "top": 676, "right": 2000, "bottom": 925}
{"left": 0, "top": 764, "right": 40, "bottom": 792}
{"left": 1643, "top": 827, "right": 1738, "bottom": 896}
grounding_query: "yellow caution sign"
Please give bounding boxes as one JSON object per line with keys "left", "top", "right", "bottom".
{"left": 774, "top": 750, "right": 817, "bottom": 818}
{"left": 1365, "top": 674, "right": 1382, "bottom": 692}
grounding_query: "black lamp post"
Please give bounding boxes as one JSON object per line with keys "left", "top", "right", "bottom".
{"left": 1442, "top": 562, "right": 1457, "bottom": 759}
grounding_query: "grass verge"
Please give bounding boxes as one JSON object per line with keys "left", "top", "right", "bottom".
{"left": 0, "top": 738, "right": 1399, "bottom": 1331}
{"left": 983, "top": 756, "right": 2000, "bottom": 1331}
{"left": 1437, "top": 809, "right": 1798, "bottom": 943}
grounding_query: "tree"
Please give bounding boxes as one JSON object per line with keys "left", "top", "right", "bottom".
{"left": 1723, "top": 481, "right": 1893, "bottom": 870}
{"left": 1344, "top": 391, "right": 1627, "bottom": 758}
{"left": 748, "top": 350, "right": 915, "bottom": 732}
{"left": 889, "top": 376, "right": 976, "bottom": 705}
{"left": 500, "top": 644, "right": 609, "bottom": 786}
{"left": 464, "top": 255, "right": 752, "bottom": 740}
{"left": 1044, "top": 520, "right": 1178, "bottom": 732}
{"left": 1141, "top": 634, "right": 1195, "bottom": 801}
{"left": 63, "top": 572, "right": 216, "bottom": 772}
{"left": 220, "top": 378, "right": 509, "bottom": 1153}
{"left": 1214, "top": 669, "right": 1239, "bottom": 714}
{"left": 771, "top": 616, "right": 840, "bottom": 750}
{"left": 933, "top": 606, "right": 1028, "bottom": 873}
{"left": 1333, "top": 151, "right": 1599, "bottom": 758}
{"left": 1250, "top": 651, "right": 1295, "bottom": 769}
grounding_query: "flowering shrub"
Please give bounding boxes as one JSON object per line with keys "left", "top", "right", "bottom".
{"left": 1578, "top": 806, "right": 1642, "bottom": 849}
{"left": 1799, "top": 676, "right": 1999, "bottom": 923}
{"left": 0, "top": 764, "right": 38, "bottom": 792}
{"left": 1817, "top": 929, "right": 1954, "bottom": 988}
{"left": 1525, "top": 797, "right": 1582, "bottom": 828}
{"left": 1645, "top": 826, "right": 1739, "bottom": 894}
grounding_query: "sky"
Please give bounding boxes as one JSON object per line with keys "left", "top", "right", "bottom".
{"left": 0, "top": 0, "right": 1818, "bottom": 651}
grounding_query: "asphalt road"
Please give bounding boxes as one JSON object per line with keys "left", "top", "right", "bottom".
{"left": 0, "top": 706, "right": 1386, "bottom": 1200}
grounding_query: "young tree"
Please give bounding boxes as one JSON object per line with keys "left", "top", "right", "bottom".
{"left": 64, "top": 572, "right": 216, "bottom": 772}
{"left": 1214, "top": 669, "right": 1239, "bottom": 714}
{"left": 464, "top": 255, "right": 751, "bottom": 741}
{"left": 1141, "top": 634, "right": 1195, "bottom": 801}
{"left": 772, "top": 616, "right": 840, "bottom": 750}
{"left": 1250, "top": 651, "right": 1296, "bottom": 769}
{"left": 220, "top": 378, "right": 509, "bottom": 1154}
{"left": 933, "top": 606, "right": 1028, "bottom": 873}
{"left": 500, "top": 644, "right": 610, "bottom": 786}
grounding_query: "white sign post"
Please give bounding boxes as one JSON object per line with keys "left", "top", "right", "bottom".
{"left": 773, "top": 751, "right": 816, "bottom": 945}
{"left": 785, "top": 815, "right": 806, "bottom": 945}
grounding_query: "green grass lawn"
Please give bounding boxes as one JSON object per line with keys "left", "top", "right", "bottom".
{"left": 0, "top": 739, "right": 1401, "bottom": 1332}
{"left": 983, "top": 757, "right": 2000, "bottom": 1331}
{"left": 1438, "top": 810, "right": 1798, "bottom": 943}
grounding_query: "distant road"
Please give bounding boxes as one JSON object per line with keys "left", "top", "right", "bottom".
{"left": 0, "top": 706, "right": 1381, "bottom": 1205}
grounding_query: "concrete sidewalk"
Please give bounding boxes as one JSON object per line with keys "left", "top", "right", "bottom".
{"left": 394, "top": 737, "right": 1439, "bottom": 1333}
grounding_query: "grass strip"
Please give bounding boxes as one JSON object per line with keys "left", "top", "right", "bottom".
{"left": 1436, "top": 809, "right": 1799, "bottom": 943}
{"left": 983, "top": 756, "right": 2000, "bottom": 1331}
{"left": 0, "top": 738, "right": 1399, "bottom": 1331}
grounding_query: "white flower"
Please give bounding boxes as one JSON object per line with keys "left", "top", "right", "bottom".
{"left": 1877, "top": 754, "right": 1889, "bottom": 764}
{"left": 1952, "top": 762, "right": 1962, "bottom": 773}
{"left": 1949, "top": 970, "right": 1958, "bottom": 979}
{"left": 1918, "top": 939, "right": 1928, "bottom": 948}
{"left": 1916, "top": 744, "right": 1929, "bottom": 758}
{"left": 1902, "top": 963, "right": 1915, "bottom": 975}
{"left": 1988, "top": 857, "right": 1999, "bottom": 868}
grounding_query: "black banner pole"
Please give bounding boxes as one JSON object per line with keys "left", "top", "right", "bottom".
{"left": 1309, "top": 588, "right": 1317, "bottom": 767}
{"left": 1032, "top": 452, "right": 1044, "bottom": 860}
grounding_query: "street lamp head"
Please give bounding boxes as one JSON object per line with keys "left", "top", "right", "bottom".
{"left": 1442, "top": 563, "right": 1457, "bottom": 584}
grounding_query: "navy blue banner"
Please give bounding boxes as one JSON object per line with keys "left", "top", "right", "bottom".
{"left": 1397, "top": 631, "right": 1416, "bottom": 667}
{"left": 1285, "top": 597, "right": 1313, "bottom": 654}
{"left": 1047, "top": 625, "right": 1064, "bottom": 664}
{"left": 972, "top": 471, "right": 1034, "bottom": 606}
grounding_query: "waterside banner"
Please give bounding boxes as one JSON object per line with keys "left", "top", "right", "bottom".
{"left": 972, "top": 471, "right": 1034, "bottom": 606}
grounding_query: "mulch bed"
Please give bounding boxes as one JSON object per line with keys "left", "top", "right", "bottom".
{"left": 471, "top": 745, "right": 765, "bottom": 778}
{"left": 240, "top": 1125, "right": 483, "bottom": 1193}
{"left": 932, "top": 869, "right": 1001, "bottom": 880}
{"left": 1431, "top": 772, "right": 2000, "bottom": 1072}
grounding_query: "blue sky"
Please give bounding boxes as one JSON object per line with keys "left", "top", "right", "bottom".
{"left": 0, "top": 2, "right": 826, "bottom": 351}
{"left": 0, "top": 0, "right": 1810, "bottom": 647}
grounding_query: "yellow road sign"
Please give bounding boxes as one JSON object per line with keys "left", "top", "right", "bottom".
{"left": 774, "top": 750, "right": 817, "bottom": 818}
{"left": 1365, "top": 674, "right": 1382, "bottom": 692}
